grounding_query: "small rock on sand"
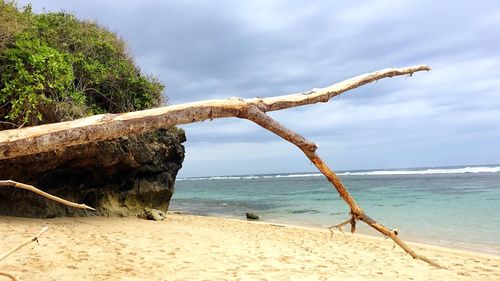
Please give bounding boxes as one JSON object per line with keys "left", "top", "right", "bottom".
{"left": 144, "top": 207, "right": 166, "bottom": 221}
{"left": 246, "top": 212, "right": 259, "bottom": 220}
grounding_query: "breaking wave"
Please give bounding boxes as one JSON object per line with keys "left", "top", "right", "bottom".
{"left": 177, "top": 165, "right": 500, "bottom": 181}
{"left": 338, "top": 166, "right": 500, "bottom": 176}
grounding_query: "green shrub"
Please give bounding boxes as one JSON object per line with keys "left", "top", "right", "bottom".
{"left": 0, "top": 1, "right": 164, "bottom": 129}
{"left": 0, "top": 36, "right": 83, "bottom": 125}
{"left": 0, "top": 0, "right": 27, "bottom": 52}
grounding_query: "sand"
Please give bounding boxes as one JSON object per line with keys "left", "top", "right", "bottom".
{"left": 1, "top": 214, "right": 499, "bottom": 281}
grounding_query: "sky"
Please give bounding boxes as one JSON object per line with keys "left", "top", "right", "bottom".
{"left": 21, "top": 0, "right": 500, "bottom": 177}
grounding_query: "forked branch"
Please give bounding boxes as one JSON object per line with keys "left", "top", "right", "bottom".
{"left": 328, "top": 218, "right": 351, "bottom": 237}
{"left": 0, "top": 65, "right": 430, "bottom": 160}
{"left": 0, "top": 65, "right": 440, "bottom": 268}
{"left": 240, "top": 105, "right": 443, "bottom": 268}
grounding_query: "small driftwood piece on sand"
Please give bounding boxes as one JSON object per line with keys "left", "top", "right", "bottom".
{"left": 0, "top": 272, "right": 17, "bottom": 281}
{"left": 0, "top": 227, "right": 48, "bottom": 281}
{"left": 0, "top": 65, "right": 442, "bottom": 267}
{"left": 0, "top": 182, "right": 95, "bottom": 280}
{"left": 0, "top": 226, "right": 49, "bottom": 263}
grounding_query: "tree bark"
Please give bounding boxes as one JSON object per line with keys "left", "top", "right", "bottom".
{"left": 0, "top": 65, "right": 442, "bottom": 267}
{"left": 0, "top": 65, "right": 430, "bottom": 160}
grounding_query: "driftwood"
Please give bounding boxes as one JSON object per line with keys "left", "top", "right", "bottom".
{"left": 0, "top": 272, "right": 16, "bottom": 281}
{"left": 0, "top": 226, "right": 49, "bottom": 263}
{"left": 0, "top": 227, "right": 48, "bottom": 281}
{"left": 0, "top": 180, "right": 95, "bottom": 211}
{"left": 0, "top": 65, "right": 443, "bottom": 267}
{"left": 0, "top": 65, "right": 429, "bottom": 160}
{"left": 0, "top": 182, "right": 95, "bottom": 280}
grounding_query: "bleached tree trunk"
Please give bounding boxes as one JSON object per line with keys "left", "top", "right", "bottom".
{"left": 0, "top": 65, "right": 429, "bottom": 160}
{"left": 0, "top": 65, "right": 442, "bottom": 267}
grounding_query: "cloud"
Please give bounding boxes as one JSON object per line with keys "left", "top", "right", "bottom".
{"left": 21, "top": 0, "right": 500, "bottom": 176}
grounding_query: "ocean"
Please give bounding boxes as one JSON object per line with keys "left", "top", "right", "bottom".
{"left": 171, "top": 165, "right": 500, "bottom": 255}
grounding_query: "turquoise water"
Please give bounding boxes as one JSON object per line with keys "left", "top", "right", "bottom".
{"left": 171, "top": 165, "right": 500, "bottom": 255}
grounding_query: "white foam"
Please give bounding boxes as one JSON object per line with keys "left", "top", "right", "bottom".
{"left": 177, "top": 166, "right": 500, "bottom": 181}
{"left": 274, "top": 173, "right": 323, "bottom": 178}
{"left": 177, "top": 175, "right": 262, "bottom": 181}
{"left": 337, "top": 166, "right": 500, "bottom": 176}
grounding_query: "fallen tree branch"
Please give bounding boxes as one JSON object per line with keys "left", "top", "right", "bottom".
{"left": 0, "top": 65, "right": 441, "bottom": 267}
{"left": 239, "top": 105, "right": 442, "bottom": 268}
{"left": 0, "top": 65, "right": 430, "bottom": 160}
{"left": 0, "top": 180, "right": 95, "bottom": 211}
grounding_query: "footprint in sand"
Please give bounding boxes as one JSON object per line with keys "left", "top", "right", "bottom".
{"left": 119, "top": 267, "right": 134, "bottom": 273}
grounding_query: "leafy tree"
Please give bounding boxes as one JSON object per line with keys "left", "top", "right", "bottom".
{"left": 0, "top": 1, "right": 164, "bottom": 129}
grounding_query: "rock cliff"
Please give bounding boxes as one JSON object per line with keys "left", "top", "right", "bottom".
{"left": 0, "top": 128, "right": 185, "bottom": 218}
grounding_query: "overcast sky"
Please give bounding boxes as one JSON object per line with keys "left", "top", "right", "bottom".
{"left": 22, "top": 1, "right": 500, "bottom": 177}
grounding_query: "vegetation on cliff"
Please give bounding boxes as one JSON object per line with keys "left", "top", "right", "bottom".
{"left": 0, "top": 1, "right": 164, "bottom": 129}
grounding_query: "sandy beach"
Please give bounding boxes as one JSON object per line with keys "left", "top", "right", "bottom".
{"left": 1, "top": 213, "right": 499, "bottom": 281}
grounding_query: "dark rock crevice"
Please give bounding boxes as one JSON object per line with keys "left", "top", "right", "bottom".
{"left": 0, "top": 128, "right": 186, "bottom": 218}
